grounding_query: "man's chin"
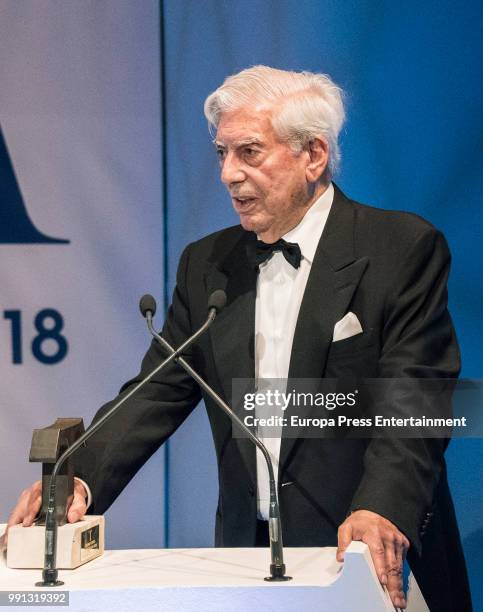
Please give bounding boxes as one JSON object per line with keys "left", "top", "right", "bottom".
{"left": 239, "top": 214, "right": 266, "bottom": 235}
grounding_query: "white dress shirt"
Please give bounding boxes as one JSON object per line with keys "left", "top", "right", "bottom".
{"left": 255, "top": 183, "right": 334, "bottom": 519}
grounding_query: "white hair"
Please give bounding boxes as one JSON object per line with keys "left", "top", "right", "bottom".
{"left": 204, "top": 65, "right": 346, "bottom": 176}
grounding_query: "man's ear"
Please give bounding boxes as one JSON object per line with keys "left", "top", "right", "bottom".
{"left": 305, "top": 137, "right": 329, "bottom": 183}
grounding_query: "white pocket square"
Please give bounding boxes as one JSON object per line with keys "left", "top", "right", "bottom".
{"left": 332, "top": 312, "right": 363, "bottom": 342}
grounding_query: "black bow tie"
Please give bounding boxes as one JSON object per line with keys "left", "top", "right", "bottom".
{"left": 247, "top": 238, "right": 302, "bottom": 269}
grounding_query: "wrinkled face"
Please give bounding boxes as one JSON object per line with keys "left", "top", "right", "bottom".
{"left": 215, "top": 107, "right": 312, "bottom": 242}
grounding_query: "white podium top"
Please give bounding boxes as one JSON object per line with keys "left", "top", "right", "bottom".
{"left": 0, "top": 525, "right": 428, "bottom": 612}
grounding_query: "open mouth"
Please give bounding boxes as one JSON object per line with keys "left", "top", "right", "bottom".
{"left": 233, "top": 197, "right": 257, "bottom": 209}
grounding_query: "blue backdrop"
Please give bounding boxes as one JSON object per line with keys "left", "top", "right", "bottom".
{"left": 161, "top": 0, "right": 482, "bottom": 606}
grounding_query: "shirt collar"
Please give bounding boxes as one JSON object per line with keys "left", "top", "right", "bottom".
{"left": 282, "top": 182, "right": 334, "bottom": 265}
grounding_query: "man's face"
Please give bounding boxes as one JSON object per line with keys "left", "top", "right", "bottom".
{"left": 215, "top": 107, "right": 313, "bottom": 242}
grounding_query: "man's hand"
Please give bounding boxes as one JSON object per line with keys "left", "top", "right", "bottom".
{"left": 337, "top": 509, "right": 410, "bottom": 609}
{"left": 0, "top": 479, "right": 88, "bottom": 549}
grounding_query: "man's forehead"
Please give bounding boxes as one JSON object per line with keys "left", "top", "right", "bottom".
{"left": 215, "top": 106, "right": 275, "bottom": 145}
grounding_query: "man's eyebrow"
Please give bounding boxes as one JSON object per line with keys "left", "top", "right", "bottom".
{"left": 213, "top": 138, "right": 264, "bottom": 148}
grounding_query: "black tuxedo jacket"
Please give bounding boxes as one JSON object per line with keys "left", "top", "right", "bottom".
{"left": 75, "top": 186, "right": 471, "bottom": 611}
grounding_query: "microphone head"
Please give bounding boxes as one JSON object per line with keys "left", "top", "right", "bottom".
{"left": 139, "top": 294, "right": 157, "bottom": 318}
{"left": 208, "top": 289, "right": 227, "bottom": 313}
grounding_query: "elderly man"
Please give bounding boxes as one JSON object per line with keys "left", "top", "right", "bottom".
{"left": 4, "top": 66, "right": 471, "bottom": 611}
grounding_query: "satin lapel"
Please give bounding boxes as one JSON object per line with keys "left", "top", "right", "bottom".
{"left": 204, "top": 231, "right": 258, "bottom": 482}
{"left": 280, "top": 186, "right": 369, "bottom": 470}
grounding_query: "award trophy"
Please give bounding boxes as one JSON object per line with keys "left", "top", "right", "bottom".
{"left": 7, "top": 418, "right": 104, "bottom": 569}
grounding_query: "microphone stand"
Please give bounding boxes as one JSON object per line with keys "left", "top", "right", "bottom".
{"left": 36, "top": 308, "right": 218, "bottom": 587}
{"left": 144, "top": 310, "right": 291, "bottom": 581}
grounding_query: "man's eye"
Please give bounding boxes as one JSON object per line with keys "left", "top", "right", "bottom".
{"left": 216, "top": 148, "right": 226, "bottom": 160}
{"left": 243, "top": 147, "right": 260, "bottom": 159}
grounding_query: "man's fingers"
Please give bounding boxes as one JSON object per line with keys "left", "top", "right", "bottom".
{"left": 336, "top": 523, "right": 353, "bottom": 562}
{"left": 387, "top": 576, "right": 406, "bottom": 609}
{"left": 363, "top": 534, "right": 388, "bottom": 585}
{"left": 385, "top": 538, "right": 405, "bottom": 608}
{"left": 387, "top": 579, "right": 406, "bottom": 609}
{"left": 67, "top": 481, "right": 88, "bottom": 523}
{"left": 67, "top": 495, "right": 87, "bottom": 523}
{"left": 390, "top": 535, "right": 409, "bottom": 608}
{"left": 6, "top": 506, "right": 24, "bottom": 530}
{"left": 22, "top": 490, "right": 42, "bottom": 527}
{"left": 2, "top": 481, "right": 43, "bottom": 547}
{"left": 7, "top": 481, "right": 42, "bottom": 528}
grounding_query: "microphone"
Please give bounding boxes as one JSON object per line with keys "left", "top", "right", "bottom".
{"left": 139, "top": 293, "right": 157, "bottom": 318}
{"left": 140, "top": 292, "right": 291, "bottom": 582}
{"left": 207, "top": 289, "right": 227, "bottom": 313}
{"left": 36, "top": 294, "right": 222, "bottom": 587}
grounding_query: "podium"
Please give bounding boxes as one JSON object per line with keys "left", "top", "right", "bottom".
{"left": 1, "top": 530, "right": 428, "bottom": 611}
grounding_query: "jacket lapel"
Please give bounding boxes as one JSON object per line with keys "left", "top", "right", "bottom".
{"left": 204, "top": 230, "right": 258, "bottom": 482}
{"left": 280, "top": 186, "right": 369, "bottom": 471}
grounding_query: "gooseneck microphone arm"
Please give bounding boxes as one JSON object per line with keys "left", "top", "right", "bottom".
{"left": 140, "top": 292, "right": 291, "bottom": 581}
{"left": 36, "top": 296, "right": 222, "bottom": 588}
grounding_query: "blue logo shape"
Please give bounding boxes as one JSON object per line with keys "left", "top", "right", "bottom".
{"left": 0, "top": 126, "right": 69, "bottom": 244}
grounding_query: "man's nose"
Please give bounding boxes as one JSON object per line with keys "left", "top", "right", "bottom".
{"left": 220, "top": 152, "right": 245, "bottom": 186}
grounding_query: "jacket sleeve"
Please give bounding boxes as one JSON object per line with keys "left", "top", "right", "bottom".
{"left": 73, "top": 244, "right": 202, "bottom": 514}
{"left": 349, "top": 228, "right": 460, "bottom": 554}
